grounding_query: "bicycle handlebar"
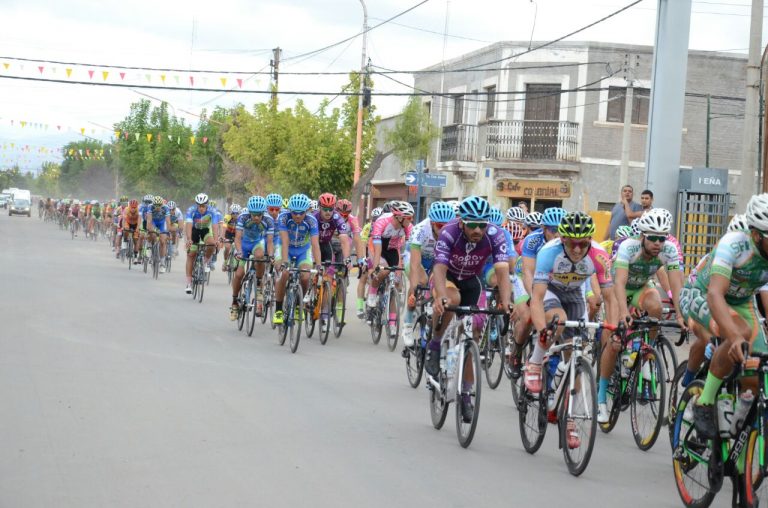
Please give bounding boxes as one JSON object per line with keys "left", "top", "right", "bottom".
{"left": 443, "top": 305, "right": 507, "bottom": 315}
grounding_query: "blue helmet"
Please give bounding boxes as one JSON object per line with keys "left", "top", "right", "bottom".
{"left": 428, "top": 201, "right": 455, "bottom": 223}
{"left": 541, "top": 207, "right": 567, "bottom": 227}
{"left": 247, "top": 195, "right": 267, "bottom": 213}
{"left": 489, "top": 207, "right": 504, "bottom": 227}
{"left": 265, "top": 193, "right": 283, "bottom": 208}
{"left": 287, "top": 193, "right": 311, "bottom": 213}
{"left": 458, "top": 196, "right": 491, "bottom": 222}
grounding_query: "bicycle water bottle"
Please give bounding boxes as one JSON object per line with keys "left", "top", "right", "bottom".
{"left": 620, "top": 350, "right": 632, "bottom": 378}
{"left": 716, "top": 393, "right": 735, "bottom": 438}
{"left": 547, "top": 356, "right": 560, "bottom": 389}
{"left": 439, "top": 341, "right": 447, "bottom": 372}
{"left": 551, "top": 361, "right": 567, "bottom": 391}
{"left": 446, "top": 347, "right": 457, "bottom": 379}
{"left": 729, "top": 390, "right": 754, "bottom": 437}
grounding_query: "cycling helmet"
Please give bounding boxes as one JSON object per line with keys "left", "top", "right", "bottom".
{"left": 504, "top": 220, "right": 526, "bottom": 241}
{"left": 288, "top": 193, "right": 311, "bottom": 213}
{"left": 195, "top": 193, "right": 209, "bottom": 205}
{"left": 489, "top": 207, "right": 504, "bottom": 227}
{"left": 308, "top": 200, "right": 318, "bottom": 211}
{"left": 152, "top": 196, "right": 163, "bottom": 206}
{"left": 558, "top": 211, "right": 595, "bottom": 239}
{"left": 335, "top": 199, "right": 353, "bottom": 215}
{"left": 143, "top": 194, "right": 153, "bottom": 204}
{"left": 129, "top": 199, "right": 139, "bottom": 208}
{"left": 615, "top": 225, "right": 633, "bottom": 239}
{"left": 658, "top": 208, "right": 674, "bottom": 227}
{"left": 448, "top": 200, "right": 461, "bottom": 217}
{"left": 210, "top": 200, "right": 217, "bottom": 208}
{"left": 506, "top": 206, "right": 527, "bottom": 223}
{"left": 282, "top": 198, "right": 290, "bottom": 208}
{"left": 541, "top": 207, "right": 567, "bottom": 227}
{"left": 458, "top": 196, "right": 492, "bottom": 222}
{"left": 525, "top": 211, "right": 543, "bottom": 229}
{"left": 167, "top": 200, "right": 176, "bottom": 209}
{"left": 727, "top": 213, "right": 748, "bottom": 233}
{"left": 318, "top": 193, "right": 336, "bottom": 208}
{"left": 381, "top": 201, "right": 392, "bottom": 213}
{"left": 427, "top": 201, "right": 455, "bottom": 223}
{"left": 73, "top": 199, "right": 80, "bottom": 205}
{"left": 247, "top": 195, "right": 267, "bottom": 213}
{"left": 746, "top": 193, "right": 768, "bottom": 232}
{"left": 230, "top": 204, "right": 242, "bottom": 215}
{"left": 630, "top": 218, "right": 641, "bottom": 237}
{"left": 636, "top": 208, "right": 672, "bottom": 235}
{"left": 265, "top": 193, "right": 283, "bottom": 208}
{"left": 371, "top": 207, "right": 383, "bottom": 220}
{"left": 390, "top": 200, "right": 415, "bottom": 217}
{"left": 119, "top": 195, "right": 128, "bottom": 203}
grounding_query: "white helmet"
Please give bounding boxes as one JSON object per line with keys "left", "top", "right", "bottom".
{"left": 727, "top": 213, "right": 748, "bottom": 233}
{"left": 308, "top": 200, "right": 318, "bottom": 211}
{"left": 658, "top": 208, "right": 674, "bottom": 227}
{"left": 506, "top": 206, "right": 527, "bottom": 223}
{"left": 448, "top": 200, "right": 461, "bottom": 217}
{"left": 630, "top": 218, "right": 641, "bottom": 237}
{"left": 195, "top": 193, "right": 209, "bottom": 205}
{"left": 230, "top": 203, "right": 242, "bottom": 214}
{"left": 746, "top": 193, "right": 768, "bottom": 231}
{"left": 391, "top": 200, "right": 415, "bottom": 217}
{"left": 636, "top": 208, "right": 672, "bottom": 235}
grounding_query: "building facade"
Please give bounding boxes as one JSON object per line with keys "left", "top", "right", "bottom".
{"left": 370, "top": 40, "right": 747, "bottom": 215}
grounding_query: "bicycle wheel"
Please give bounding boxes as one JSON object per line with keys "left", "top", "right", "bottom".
{"left": 386, "top": 286, "right": 400, "bottom": 352}
{"left": 332, "top": 278, "right": 346, "bottom": 338}
{"left": 672, "top": 380, "right": 715, "bottom": 508}
{"left": 600, "top": 366, "right": 623, "bottom": 434}
{"left": 405, "top": 318, "right": 426, "bottom": 389}
{"left": 238, "top": 280, "right": 249, "bottom": 331}
{"left": 369, "top": 302, "right": 383, "bottom": 345}
{"left": 197, "top": 264, "right": 205, "bottom": 303}
{"left": 629, "top": 346, "right": 666, "bottom": 451}
{"left": 304, "top": 286, "right": 316, "bottom": 339}
{"left": 509, "top": 338, "right": 532, "bottom": 408}
{"left": 278, "top": 288, "right": 290, "bottom": 346}
{"left": 655, "top": 334, "right": 679, "bottom": 412}
{"left": 456, "top": 339, "right": 482, "bottom": 448}
{"left": 143, "top": 246, "right": 149, "bottom": 273}
{"left": 247, "top": 283, "right": 258, "bottom": 337}
{"left": 483, "top": 316, "right": 505, "bottom": 390}
{"left": 560, "top": 357, "right": 597, "bottom": 476}
{"left": 261, "top": 275, "right": 273, "bottom": 325}
{"left": 429, "top": 375, "right": 449, "bottom": 430}
{"left": 288, "top": 285, "right": 304, "bottom": 353}
{"left": 227, "top": 257, "right": 234, "bottom": 285}
{"left": 745, "top": 420, "right": 767, "bottom": 504}
{"left": 152, "top": 243, "right": 160, "bottom": 279}
{"left": 319, "top": 280, "right": 332, "bottom": 345}
{"left": 518, "top": 370, "right": 548, "bottom": 454}
{"left": 667, "top": 360, "right": 689, "bottom": 449}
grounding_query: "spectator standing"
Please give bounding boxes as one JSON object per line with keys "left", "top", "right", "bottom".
{"left": 608, "top": 185, "right": 644, "bottom": 239}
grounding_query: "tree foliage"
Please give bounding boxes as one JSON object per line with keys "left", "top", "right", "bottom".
{"left": 384, "top": 96, "right": 439, "bottom": 169}
{"left": 59, "top": 139, "right": 114, "bottom": 198}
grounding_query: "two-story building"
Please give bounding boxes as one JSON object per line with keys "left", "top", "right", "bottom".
{"left": 370, "top": 40, "right": 746, "bottom": 215}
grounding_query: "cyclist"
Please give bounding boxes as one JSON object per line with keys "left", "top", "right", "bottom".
{"left": 222, "top": 203, "right": 241, "bottom": 272}
{"left": 266, "top": 194, "right": 283, "bottom": 222}
{"left": 137, "top": 195, "right": 153, "bottom": 259}
{"left": 273, "top": 193, "right": 322, "bottom": 325}
{"left": 356, "top": 207, "right": 383, "bottom": 317}
{"left": 334, "top": 198, "right": 365, "bottom": 267}
{"left": 688, "top": 194, "right": 768, "bottom": 438}
{"left": 524, "top": 211, "right": 543, "bottom": 232}
{"left": 401, "top": 201, "right": 455, "bottom": 346}
{"left": 120, "top": 199, "right": 141, "bottom": 261}
{"left": 90, "top": 201, "right": 102, "bottom": 237}
{"left": 207, "top": 200, "right": 223, "bottom": 271}
{"left": 598, "top": 208, "right": 685, "bottom": 423}
{"left": 230, "top": 196, "right": 275, "bottom": 320}
{"left": 427, "top": 196, "right": 512, "bottom": 422}
{"left": 184, "top": 193, "right": 217, "bottom": 294}
{"left": 68, "top": 199, "right": 82, "bottom": 235}
{"left": 366, "top": 201, "right": 414, "bottom": 309}
{"left": 314, "top": 193, "right": 351, "bottom": 268}
{"left": 144, "top": 196, "right": 171, "bottom": 273}
{"left": 168, "top": 201, "right": 183, "bottom": 257}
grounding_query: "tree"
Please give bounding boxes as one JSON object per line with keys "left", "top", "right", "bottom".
{"left": 36, "top": 161, "right": 61, "bottom": 196}
{"left": 59, "top": 140, "right": 114, "bottom": 198}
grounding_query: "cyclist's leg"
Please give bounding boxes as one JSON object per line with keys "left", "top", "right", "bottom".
{"left": 425, "top": 275, "right": 461, "bottom": 375}
{"left": 253, "top": 240, "right": 266, "bottom": 280}
{"left": 296, "top": 246, "right": 314, "bottom": 294}
{"left": 186, "top": 229, "right": 201, "bottom": 284}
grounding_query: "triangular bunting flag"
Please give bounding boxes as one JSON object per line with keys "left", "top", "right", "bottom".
{"left": 145, "top": 74, "right": 151, "bottom": 82}
{"left": 189, "top": 76, "right": 194, "bottom": 86}
{"left": 38, "top": 66, "right": 44, "bottom": 74}
{"left": 190, "top": 136, "right": 195, "bottom": 145}
{"left": 220, "top": 77, "right": 227, "bottom": 87}
{"left": 119, "top": 72, "right": 125, "bottom": 80}
{"left": 2, "top": 63, "right": 8, "bottom": 70}
{"left": 202, "top": 137, "right": 208, "bottom": 144}
{"left": 168, "top": 135, "right": 173, "bottom": 141}
{"left": 102, "top": 71, "right": 109, "bottom": 81}
{"left": 124, "top": 132, "right": 129, "bottom": 139}
{"left": 160, "top": 74, "right": 166, "bottom": 84}
{"left": 237, "top": 78, "right": 243, "bottom": 88}
{"left": 174, "top": 75, "right": 179, "bottom": 85}
{"left": 20, "top": 121, "right": 26, "bottom": 128}
{"left": 88, "top": 70, "right": 94, "bottom": 79}
{"left": 80, "top": 127, "right": 85, "bottom": 134}
{"left": 65, "top": 68, "right": 72, "bottom": 78}
{"left": 115, "top": 130, "right": 121, "bottom": 139}
{"left": 135, "top": 133, "right": 140, "bottom": 141}
{"left": 57, "top": 125, "right": 61, "bottom": 130}
{"left": 146, "top": 133, "right": 152, "bottom": 142}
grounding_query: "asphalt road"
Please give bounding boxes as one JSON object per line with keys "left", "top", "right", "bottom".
{"left": 0, "top": 212, "right": 732, "bottom": 508}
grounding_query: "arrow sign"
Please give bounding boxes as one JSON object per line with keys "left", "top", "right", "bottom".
{"left": 405, "top": 172, "right": 418, "bottom": 185}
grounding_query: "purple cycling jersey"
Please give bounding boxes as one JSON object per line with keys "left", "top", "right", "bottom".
{"left": 434, "top": 221, "right": 509, "bottom": 281}
{"left": 312, "top": 210, "right": 349, "bottom": 243}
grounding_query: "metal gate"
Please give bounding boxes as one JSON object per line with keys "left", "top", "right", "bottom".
{"left": 675, "top": 168, "right": 730, "bottom": 274}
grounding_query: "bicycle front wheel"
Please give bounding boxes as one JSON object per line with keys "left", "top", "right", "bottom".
{"left": 319, "top": 280, "right": 332, "bottom": 345}
{"left": 237, "top": 282, "right": 248, "bottom": 332}
{"left": 561, "top": 357, "right": 597, "bottom": 476}
{"left": 405, "top": 319, "right": 426, "bottom": 389}
{"left": 247, "top": 285, "right": 258, "bottom": 337}
{"left": 370, "top": 306, "right": 383, "bottom": 345}
{"left": 483, "top": 316, "right": 505, "bottom": 390}
{"left": 456, "top": 339, "right": 482, "bottom": 448}
{"left": 667, "top": 360, "right": 689, "bottom": 449}
{"left": 518, "top": 370, "right": 548, "bottom": 454}
{"left": 304, "top": 287, "right": 316, "bottom": 339}
{"left": 262, "top": 275, "right": 274, "bottom": 325}
{"left": 429, "top": 376, "right": 449, "bottom": 430}
{"left": 288, "top": 285, "right": 304, "bottom": 353}
{"left": 509, "top": 338, "right": 532, "bottom": 407}
{"left": 332, "top": 278, "right": 346, "bottom": 338}
{"left": 629, "top": 346, "right": 666, "bottom": 451}
{"left": 386, "top": 286, "right": 400, "bottom": 352}
{"left": 745, "top": 420, "right": 767, "bottom": 505}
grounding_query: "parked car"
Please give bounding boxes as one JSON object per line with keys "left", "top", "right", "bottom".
{"left": 0, "top": 194, "right": 8, "bottom": 209}
{"left": 9, "top": 197, "right": 31, "bottom": 217}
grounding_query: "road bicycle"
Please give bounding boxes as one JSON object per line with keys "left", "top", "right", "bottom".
{"left": 478, "top": 286, "right": 507, "bottom": 390}
{"left": 304, "top": 264, "right": 332, "bottom": 345}
{"left": 261, "top": 263, "right": 276, "bottom": 326}
{"left": 234, "top": 256, "right": 271, "bottom": 337}
{"left": 402, "top": 284, "right": 432, "bottom": 389}
{"left": 367, "top": 266, "right": 404, "bottom": 351}
{"left": 278, "top": 262, "right": 317, "bottom": 354}
{"left": 328, "top": 261, "right": 349, "bottom": 339}
{"left": 517, "top": 317, "right": 600, "bottom": 476}
{"left": 190, "top": 243, "right": 208, "bottom": 303}
{"left": 70, "top": 218, "right": 80, "bottom": 239}
{"left": 428, "top": 303, "right": 506, "bottom": 448}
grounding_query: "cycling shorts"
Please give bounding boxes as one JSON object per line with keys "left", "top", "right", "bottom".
{"left": 189, "top": 228, "right": 213, "bottom": 252}
{"left": 403, "top": 250, "right": 433, "bottom": 277}
{"left": 625, "top": 283, "right": 657, "bottom": 311}
{"left": 367, "top": 248, "right": 400, "bottom": 270}
{"left": 224, "top": 231, "right": 235, "bottom": 241}
{"left": 430, "top": 271, "right": 481, "bottom": 308}
{"left": 238, "top": 239, "right": 267, "bottom": 267}
{"left": 275, "top": 244, "right": 313, "bottom": 268}
{"left": 682, "top": 285, "right": 767, "bottom": 353}
{"left": 151, "top": 219, "right": 168, "bottom": 234}
{"left": 543, "top": 290, "right": 586, "bottom": 340}
{"left": 319, "top": 241, "right": 334, "bottom": 264}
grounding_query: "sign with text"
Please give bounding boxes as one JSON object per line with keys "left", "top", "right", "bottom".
{"left": 404, "top": 172, "right": 447, "bottom": 188}
{"left": 496, "top": 179, "right": 571, "bottom": 199}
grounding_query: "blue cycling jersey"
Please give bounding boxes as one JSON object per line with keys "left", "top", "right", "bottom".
{"left": 277, "top": 211, "right": 319, "bottom": 248}
{"left": 521, "top": 229, "right": 546, "bottom": 259}
{"left": 185, "top": 205, "right": 216, "bottom": 230}
{"left": 237, "top": 212, "right": 275, "bottom": 243}
{"left": 147, "top": 204, "right": 169, "bottom": 222}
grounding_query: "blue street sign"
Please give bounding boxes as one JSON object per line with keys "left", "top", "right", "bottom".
{"left": 416, "top": 159, "right": 426, "bottom": 171}
{"left": 405, "top": 172, "right": 418, "bottom": 185}
{"left": 404, "top": 171, "right": 447, "bottom": 188}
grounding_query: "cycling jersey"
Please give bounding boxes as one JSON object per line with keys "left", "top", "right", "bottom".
{"left": 185, "top": 205, "right": 216, "bottom": 230}
{"left": 169, "top": 208, "right": 183, "bottom": 225}
{"left": 613, "top": 237, "right": 680, "bottom": 290}
{"left": 434, "top": 221, "right": 509, "bottom": 281}
{"left": 223, "top": 213, "right": 238, "bottom": 237}
{"left": 407, "top": 218, "right": 440, "bottom": 261}
{"left": 276, "top": 211, "right": 319, "bottom": 248}
{"left": 122, "top": 207, "right": 140, "bottom": 226}
{"left": 521, "top": 229, "right": 547, "bottom": 259}
{"left": 533, "top": 239, "right": 613, "bottom": 297}
{"left": 237, "top": 212, "right": 275, "bottom": 244}
{"left": 370, "top": 213, "right": 412, "bottom": 251}
{"left": 147, "top": 204, "right": 169, "bottom": 223}
{"left": 91, "top": 206, "right": 102, "bottom": 219}
{"left": 70, "top": 205, "right": 81, "bottom": 218}
{"left": 360, "top": 222, "right": 372, "bottom": 243}
{"left": 312, "top": 210, "right": 349, "bottom": 243}
{"left": 211, "top": 206, "right": 223, "bottom": 225}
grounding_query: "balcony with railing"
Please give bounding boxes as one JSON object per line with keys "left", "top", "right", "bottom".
{"left": 439, "top": 120, "right": 579, "bottom": 163}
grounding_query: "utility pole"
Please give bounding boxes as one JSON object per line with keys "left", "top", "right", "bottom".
{"left": 706, "top": 94, "right": 711, "bottom": 167}
{"left": 270, "top": 47, "right": 281, "bottom": 106}
{"left": 735, "top": 0, "right": 763, "bottom": 211}
{"left": 619, "top": 54, "right": 638, "bottom": 192}
{"left": 352, "top": 0, "right": 368, "bottom": 215}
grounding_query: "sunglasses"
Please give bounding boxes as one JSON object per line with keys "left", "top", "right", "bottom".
{"left": 645, "top": 235, "right": 667, "bottom": 243}
{"left": 267, "top": 206, "right": 281, "bottom": 213}
{"left": 250, "top": 212, "right": 264, "bottom": 217}
{"left": 564, "top": 238, "right": 591, "bottom": 249}
{"left": 320, "top": 206, "right": 334, "bottom": 212}
{"left": 433, "top": 222, "right": 447, "bottom": 230}
{"left": 290, "top": 210, "right": 306, "bottom": 216}
{"left": 464, "top": 221, "right": 488, "bottom": 230}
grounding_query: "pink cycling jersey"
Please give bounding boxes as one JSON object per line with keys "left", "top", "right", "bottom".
{"left": 370, "top": 213, "right": 413, "bottom": 251}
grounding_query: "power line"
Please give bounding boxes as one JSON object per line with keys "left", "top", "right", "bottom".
{"left": 0, "top": 55, "right": 260, "bottom": 75}
{"left": 372, "top": 61, "right": 612, "bottom": 75}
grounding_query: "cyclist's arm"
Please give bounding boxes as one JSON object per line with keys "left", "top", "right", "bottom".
{"left": 432, "top": 263, "right": 449, "bottom": 306}
{"left": 494, "top": 261, "right": 512, "bottom": 309}
{"left": 614, "top": 267, "right": 630, "bottom": 320}
{"left": 707, "top": 274, "right": 741, "bottom": 343}
{"left": 530, "top": 283, "right": 547, "bottom": 332}
{"left": 339, "top": 233, "right": 351, "bottom": 260}
{"left": 280, "top": 231, "right": 290, "bottom": 264}
{"left": 408, "top": 246, "right": 422, "bottom": 296}
{"left": 354, "top": 234, "right": 364, "bottom": 260}
{"left": 234, "top": 229, "right": 243, "bottom": 257}
{"left": 311, "top": 235, "right": 322, "bottom": 268}
{"left": 656, "top": 266, "right": 671, "bottom": 295}
{"left": 266, "top": 233, "right": 274, "bottom": 258}
{"left": 372, "top": 242, "right": 382, "bottom": 268}
{"left": 668, "top": 267, "right": 685, "bottom": 318}
{"left": 522, "top": 257, "right": 536, "bottom": 296}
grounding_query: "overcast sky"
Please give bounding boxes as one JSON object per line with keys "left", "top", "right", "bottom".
{"left": 0, "top": 0, "right": 763, "bottom": 171}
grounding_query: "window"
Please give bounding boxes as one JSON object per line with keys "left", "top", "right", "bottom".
{"left": 597, "top": 201, "right": 615, "bottom": 212}
{"left": 484, "top": 85, "right": 496, "bottom": 120}
{"left": 453, "top": 95, "right": 464, "bottom": 124}
{"left": 606, "top": 86, "right": 650, "bottom": 125}
{"left": 424, "top": 100, "right": 431, "bottom": 118}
